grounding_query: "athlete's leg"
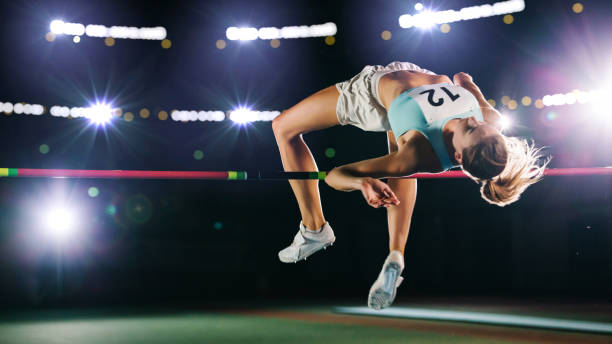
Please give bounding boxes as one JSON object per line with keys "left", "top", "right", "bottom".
{"left": 386, "top": 130, "right": 417, "bottom": 254}
{"left": 367, "top": 130, "right": 417, "bottom": 309}
{"left": 272, "top": 85, "right": 340, "bottom": 230}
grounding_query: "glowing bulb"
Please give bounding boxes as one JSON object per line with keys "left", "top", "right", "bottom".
{"left": 591, "top": 89, "right": 612, "bottom": 116}
{"left": 87, "top": 102, "right": 113, "bottom": 125}
{"left": 414, "top": 11, "right": 436, "bottom": 29}
{"left": 499, "top": 115, "right": 513, "bottom": 131}
{"left": 230, "top": 108, "right": 257, "bottom": 123}
{"left": 50, "top": 20, "right": 65, "bottom": 34}
{"left": 45, "top": 207, "right": 76, "bottom": 240}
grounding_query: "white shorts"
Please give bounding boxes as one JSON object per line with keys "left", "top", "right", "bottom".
{"left": 334, "top": 61, "right": 435, "bottom": 132}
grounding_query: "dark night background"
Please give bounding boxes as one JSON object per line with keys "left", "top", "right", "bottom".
{"left": 0, "top": 0, "right": 611, "bottom": 308}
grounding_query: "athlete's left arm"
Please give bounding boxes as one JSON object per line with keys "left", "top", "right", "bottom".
{"left": 325, "top": 145, "right": 419, "bottom": 208}
{"left": 453, "top": 72, "right": 503, "bottom": 130}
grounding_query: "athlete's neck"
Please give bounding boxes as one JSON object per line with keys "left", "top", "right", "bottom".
{"left": 443, "top": 119, "right": 460, "bottom": 165}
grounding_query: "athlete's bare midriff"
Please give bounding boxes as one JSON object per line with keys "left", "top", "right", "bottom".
{"left": 378, "top": 71, "right": 453, "bottom": 110}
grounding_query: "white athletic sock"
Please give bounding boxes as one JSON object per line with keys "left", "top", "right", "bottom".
{"left": 301, "top": 221, "right": 326, "bottom": 234}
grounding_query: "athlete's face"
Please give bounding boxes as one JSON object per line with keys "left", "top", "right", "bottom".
{"left": 453, "top": 116, "right": 499, "bottom": 163}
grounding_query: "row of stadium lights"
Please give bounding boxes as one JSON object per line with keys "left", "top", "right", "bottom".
{"left": 46, "top": 2, "right": 584, "bottom": 49}
{"left": 487, "top": 88, "right": 608, "bottom": 111}
{"left": 398, "top": 1, "right": 582, "bottom": 29}
{"left": 222, "top": 0, "right": 527, "bottom": 42}
{"left": 0, "top": 102, "right": 278, "bottom": 123}
{"left": 46, "top": 19, "right": 172, "bottom": 47}
{"left": 48, "top": 20, "right": 167, "bottom": 39}
{"left": 398, "top": 0, "right": 526, "bottom": 29}
{"left": 1, "top": 88, "right": 604, "bottom": 123}
{"left": 45, "top": 20, "right": 335, "bottom": 49}
{"left": 380, "top": 2, "right": 584, "bottom": 41}
{"left": 47, "top": 105, "right": 280, "bottom": 123}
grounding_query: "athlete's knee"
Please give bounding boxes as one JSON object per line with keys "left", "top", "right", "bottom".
{"left": 272, "top": 110, "right": 299, "bottom": 141}
{"left": 272, "top": 111, "right": 286, "bottom": 137}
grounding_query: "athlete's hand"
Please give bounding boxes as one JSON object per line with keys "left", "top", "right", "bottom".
{"left": 360, "top": 177, "right": 400, "bottom": 208}
{"left": 453, "top": 72, "right": 473, "bottom": 85}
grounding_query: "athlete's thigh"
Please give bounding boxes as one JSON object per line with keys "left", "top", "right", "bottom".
{"left": 275, "top": 85, "right": 340, "bottom": 137}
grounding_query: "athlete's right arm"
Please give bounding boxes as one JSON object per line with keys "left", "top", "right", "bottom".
{"left": 453, "top": 72, "right": 503, "bottom": 130}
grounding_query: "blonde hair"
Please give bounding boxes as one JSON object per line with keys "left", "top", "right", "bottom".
{"left": 462, "top": 135, "right": 550, "bottom": 207}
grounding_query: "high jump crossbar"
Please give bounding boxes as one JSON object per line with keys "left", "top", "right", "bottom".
{"left": 1, "top": 167, "right": 611, "bottom": 180}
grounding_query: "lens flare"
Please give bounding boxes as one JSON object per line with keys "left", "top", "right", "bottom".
{"left": 86, "top": 102, "right": 113, "bottom": 125}
{"left": 44, "top": 207, "right": 77, "bottom": 241}
{"left": 229, "top": 107, "right": 257, "bottom": 124}
{"left": 499, "top": 114, "right": 513, "bottom": 131}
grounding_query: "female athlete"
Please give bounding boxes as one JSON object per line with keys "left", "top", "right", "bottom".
{"left": 271, "top": 61, "right": 547, "bottom": 309}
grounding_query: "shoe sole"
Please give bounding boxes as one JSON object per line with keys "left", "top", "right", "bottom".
{"left": 279, "top": 238, "right": 335, "bottom": 263}
{"left": 368, "top": 262, "right": 401, "bottom": 310}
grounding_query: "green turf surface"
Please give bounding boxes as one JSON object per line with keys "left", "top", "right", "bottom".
{"left": 0, "top": 311, "right": 518, "bottom": 344}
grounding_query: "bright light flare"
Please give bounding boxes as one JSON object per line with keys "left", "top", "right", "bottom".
{"left": 499, "top": 114, "right": 513, "bottom": 131}
{"left": 591, "top": 87, "right": 612, "bottom": 117}
{"left": 86, "top": 103, "right": 113, "bottom": 125}
{"left": 413, "top": 11, "right": 436, "bottom": 29}
{"left": 229, "top": 109, "right": 280, "bottom": 123}
{"left": 50, "top": 20, "right": 65, "bottom": 34}
{"left": 44, "top": 207, "right": 77, "bottom": 241}
{"left": 230, "top": 108, "right": 257, "bottom": 124}
{"left": 49, "top": 20, "right": 85, "bottom": 36}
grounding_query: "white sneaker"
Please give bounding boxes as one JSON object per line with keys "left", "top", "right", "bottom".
{"left": 368, "top": 251, "right": 404, "bottom": 310}
{"left": 278, "top": 221, "right": 335, "bottom": 263}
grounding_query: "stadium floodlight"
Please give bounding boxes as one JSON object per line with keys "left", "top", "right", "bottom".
{"left": 258, "top": 27, "right": 281, "bottom": 40}
{"left": 229, "top": 109, "right": 281, "bottom": 123}
{"left": 86, "top": 102, "right": 113, "bottom": 125}
{"left": 229, "top": 108, "right": 258, "bottom": 123}
{"left": 49, "top": 20, "right": 85, "bottom": 36}
{"left": 13, "top": 103, "right": 24, "bottom": 114}
{"left": 50, "top": 106, "right": 71, "bottom": 117}
{"left": 50, "top": 20, "right": 65, "bottom": 34}
{"left": 171, "top": 110, "right": 226, "bottom": 122}
{"left": 2, "top": 102, "right": 13, "bottom": 113}
{"left": 499, "top": 114, "right": 513, "bottom": 131}
{"left": 412, "top": 11, "right": 436, "bottom": 29}
{"left": 44, "top": 206, "right": 77, "bottom": 242}
{"left": 226, "top": 27, "right": 258, "bottom": 41}
{"left": 591, "top": 89, "right": 611, "bottom": 117}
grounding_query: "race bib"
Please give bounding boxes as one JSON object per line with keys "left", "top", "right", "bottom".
{"left": 405, "top": 83, "right": 481, "bottom": 123}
